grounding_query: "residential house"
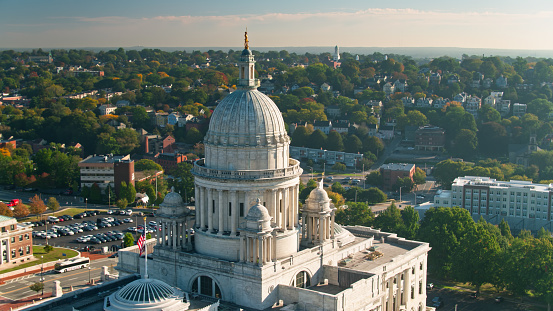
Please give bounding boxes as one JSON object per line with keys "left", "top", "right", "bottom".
{"left": 167, "top": 112, "right": 180, "bottom": 126}
{"left": 393, "top": 79, "right": 408, "bottom": 92}
{"left": 325, "top": 105, "right": 341, "bottom": 118}
{"left": 513, "top": 103, "right": 527, "bottom": 117}
{"left": 314, "top": 121, "right": 332, "bottom": 134}
{"left": 289, "top": 146, "right": 362, "bottom": 167}
{"left": 432, "top": 98, "right": 449, "bottom": 109}
{"left": 116, "top": 100, "right": 130, "bottom": 108}
{"left": 416, "top": 97, "right": 433, "bottom": 108}
{"left": 154, "top": 112, "right": 169, "bottom": 127}
{"left": 367, "top": 124, "right": 378, "bottom": 136}
{"left": 483, "top": 78, "right": 493, "bottom": 88}
{"left": 429, "top": 72, "right": 441, "bottom": 85}
{"left": 496, "top": 75, "right": 508, "bottom": 88}
{"left": 496, "top": 100, "right": 511, "bottom": 117}
{"left": 378, "top": 125, "right": 395, "bottom": 140}
{"left": 99, "top": 104, "right": 117, "bottom": 115}
{"left": 464, "top": 96, "right": 481, "bottom": 118}
{"left": 332, "top": 121, "right": 350, "bottom": 134}
{"left": 509, "top": 135, "right": 540, "bottom": 167}
{"left": 383, "top": 82, "right": 395, "bottom": 96}
{"left": 453, "top": 92, "right": 468, "bottom": 103}
{"left": 401, "top": 97, "right": 415, "bottom": 107}
{"left": 447, "top": 75, "right": 460, "bottom": 85}
{"left": 320, "top": 83, "right": 332, "bottom": 92}
{"left": 177, "top": 114, "right": 195, "bottom": 127}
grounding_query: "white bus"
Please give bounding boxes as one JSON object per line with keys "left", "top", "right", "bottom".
{"left": 54, "top": 257, "right": 90, "bottom": 273}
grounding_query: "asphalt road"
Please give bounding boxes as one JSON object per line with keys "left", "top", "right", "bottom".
{"left": 0, "top": 257, "right": 118, "bottom": 301}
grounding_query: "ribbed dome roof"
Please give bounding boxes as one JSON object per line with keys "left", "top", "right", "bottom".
{"left": 309, "top": 187, "right": 330, "bottom": 202}
{"left": 160, "top": 187, "right": 183, "bottom": 208}
{"left": 205, "top": 89, "right": 288, "bottom": 147}
{"left": 116, "top": 278, "right": 176, "bottom": 303}
{"left": 304, "top": 180, "right": 332, "bottom": 212}
{"left": 246, "top": 199, "right": 271, "bottom": 221}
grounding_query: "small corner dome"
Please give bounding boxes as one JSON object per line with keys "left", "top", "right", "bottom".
{"left": 160, "top": 188, "right": 183, "bottom": 208}
{"left": 242, "top": 48, "right": 252, "bottom": 56}
{"left": 116, "top": 278, "right": 176, "bottom": 303}
{"left": 309, "top": 186, "right": 330, "bottom": 202}
{"left": 246, "top": 200, "right": 271, "bottom": 221}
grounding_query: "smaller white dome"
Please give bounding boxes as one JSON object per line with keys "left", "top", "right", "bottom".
{"left": 105, "top": 278, "right": 190, "bottom": 311}
{"left": 244, "top": 199, "right": 272, "bottom": 232}
{"left": 160, "top": 187, "right": 183, "bottom": 208}
{"left": 304, "top": 180, "right": 332, "bottom": 212}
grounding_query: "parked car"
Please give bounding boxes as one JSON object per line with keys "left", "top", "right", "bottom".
{"left": 426, "top": 283, "right": 434, "bottom": 290}
{"left": 125, "top": 209, "right": 133, "bottom": 216}
{"left": 495, "top": 296, "right": 504, "bottom": 303}
{"left": 431, "top": 296, "right": 443, "bottom": 308}
{"left": 123, "top": 218, "right": 133, "bottom": 223}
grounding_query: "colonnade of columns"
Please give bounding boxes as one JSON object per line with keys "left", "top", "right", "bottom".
{"left": 157, "top": 219, "right": 192, "bottom": 250}
{"left": 239, "top": 234, "right": 275, "bottom": 266}
{"left": 384, "top": 268, "right": 415, "bottom": 311}
{"left": 301, "top": 211, "right": 335, "bottom": 244}
{"left": 194, "top": 184, "right": 300, "bottom": 235}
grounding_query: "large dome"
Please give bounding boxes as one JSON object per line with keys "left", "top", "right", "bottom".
{"left": 205, "top": 89, "right": 288, "bottom": 147}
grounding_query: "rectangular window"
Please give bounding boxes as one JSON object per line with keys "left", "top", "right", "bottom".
{"left": 212, "top": 200, "right": 215, "bottom": 213}
{"left": 228, "top": 202, "right": 232, "bottom": 216}
{"left": 11, "top": 237, "right": 15, "bottom": 243}
{"left": 26, "top": 246, "right": 31, "bottom": 254}
{"left": 240, "top": 203, "right": 244, "bottom": 217}
{"left": 19, "top": 235, "right": 23, "bottom": 241}
{"left": 12, "top": 250, "right": 16, "bottom": 258}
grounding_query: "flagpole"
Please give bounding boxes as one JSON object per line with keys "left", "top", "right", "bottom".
{"left": 144, "top": 216, "right": 148, "bottom": 279}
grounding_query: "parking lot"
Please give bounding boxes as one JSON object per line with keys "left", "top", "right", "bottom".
{"left": 426, "top": 286, "right": 545, "bottom": 311}
{"left": 29, "top": 210, "right": 158, "bottom": 252}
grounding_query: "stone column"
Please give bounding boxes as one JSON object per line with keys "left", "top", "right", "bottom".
{"left": 272, "top": 232, "right": 277, "bottom": 262}
{"left": 307, "top": 216, "right": 312, "bottom": 243}
{"left": 201, "top": 187, "right": 207, "bottom": 229}
{"left": 403, "top": 269, "right": 410, "bottom": 306}
{"left": 301, "top": 215, "right": 306, "bottom": 239}
{"left": 240, "top": 236, "right": 245, "bottom": 262}
{"left": 244, "top": 191, "right": 250, "bottom": 217}
{"left": 331, "top": 211, "right": 335, "bottom": 239}
{"left": 218, "top": 190, "right": 224, "bottom": 235}
{"left": 258, "top": 236, "right": 264, "bottom": 266}
{"left": 195, "top": 185, "right": 200, "bottom": 229}
{"left": 282, "top": 187, "right": 288, "bottom": 231}
{"left": 387, "top": 279, "right": 394, "bottom": 311}
{"left": 230, "top": 191, "right": 237, "bottom": 236}
{"left": 207, "top": 189, "right": 213, "bottom": 233}
{"left": 173, "top": 221, "right": 177, "bottom": 249}
{"left": 246, "top": 237, "right": 250, "bottom": 263}
{"left": 288, "top": 187, "right": 293, "bottom": 229}
{"left": 319, "top": 216, "right": 323, "bottom": 243}
{"left": 273, "top": 190, "right": 279, "bottom": 228}
{"left": 162, "top": 220, "right": 166, "bottom": 246}
{"left": 266, "top": 237, "right": 271, "bottom": 262}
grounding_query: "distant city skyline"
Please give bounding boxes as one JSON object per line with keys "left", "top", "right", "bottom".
{"left": 2, "top": 0, "right": 553, "bottom": 50}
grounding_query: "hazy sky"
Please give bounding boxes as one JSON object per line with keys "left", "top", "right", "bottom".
{"left": 2, "top": 0, "right": 553, "bottom": 50}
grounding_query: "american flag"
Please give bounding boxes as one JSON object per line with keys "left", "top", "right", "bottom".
{"left": 137, "top": 232, "right": 146, "bottom": 256}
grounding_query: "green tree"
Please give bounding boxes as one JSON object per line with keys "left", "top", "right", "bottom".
{"left": 453, "top": 218, "right": 501, "bottom": 292}
{"left": 399, "top": 206, "right": 420, "bottom": 239}
{"left": 123, "top": 232, "right": 135, "bottom": 247}
{"left": 46, "top": 197, "right": 60, "bottom": 215}
{"left": 374, "top": 202, "right": 403, "bottom": 233}
{"left": 89, "top": 183, "right": 102, "bottom": 204}
{"left": 170, "top": 162, "right": 194, "bottom": 203}
{"left": 135, "top": 159, "right": 163, "bottom": 172}
{"left": 413, "top": 167, "right": 426, "bottom": 185}
{"left": 331, "top": 182, "right": 345, "bottom": 195}
{"left": 326, "top": 131, "right": 344, "bottom": 151}
{"left": 126, "top": 182, "right": 137, "bottom": 205}
{"left": 332, "top": 162, "right": 346, "bottom": 172}
{"left": 291, "top": 126, "right": 311, "bottom": 147}
{"left": 335, "top": 202, "right": 374, "bottom": 227}
{"left": 185, "top": 127, "right": 204, "bottom": 145}
{"left": 117, "top": 198, "right": 128, "bottom": 209}
{"left": 29, "top": 282, "right": 44, "bottom": 295}
{"left": 307, "top": 130, "right": 327, "bottom": 149}
{"left": 344, "top": 135, "right": 362, "bottom": 153}
{"left": 418, "top": 207, "right": 476, "bottom": 278}
{"left": 451, "top": 129, "right": 478, "bottom": 159}
{"left": 146, "top": 232, "right": 152, "bottom": 239}
{"left": 365, "top": 171, "right": 382, "bottom": 187}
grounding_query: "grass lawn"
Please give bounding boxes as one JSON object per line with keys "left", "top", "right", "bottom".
{"left": 0, "top": 246, "right": 78, "bottom": 275}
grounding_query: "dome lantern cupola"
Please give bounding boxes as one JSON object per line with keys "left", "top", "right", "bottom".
{"left": 238, "top": 30, "right": 258, "bottom": 89}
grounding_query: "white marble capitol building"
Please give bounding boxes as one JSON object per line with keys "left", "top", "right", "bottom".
{"left": 118, "top": 33, "right": 431, "bottom": 311}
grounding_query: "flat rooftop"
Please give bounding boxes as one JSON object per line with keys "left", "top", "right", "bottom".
{"left": 80, "top": 154, "right": 131, "bottom": 164}
{"left": 340, "top": 238, "right": 417, "bottom": 272}
{"left": 380, "top": 163, "right": 415, "bottom": 171}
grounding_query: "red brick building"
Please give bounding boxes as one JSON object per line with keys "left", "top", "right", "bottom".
{"left": 0, "top": 216, "right": 33, "bottom": 270}
{"left": 380, "top": 163, "right": 416, "bottom": 190}
{"left": 415, "top": 126, "right": 446, "bottom": 151}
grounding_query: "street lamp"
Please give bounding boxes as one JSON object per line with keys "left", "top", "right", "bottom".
{"left": 85, "top": 198, "right": 88, "bottom": 212}
{"left": 40, "top": 255, "right": 44, "bottom": 296}
{"left": 88, "top": 266, "right": 91, "bottom": 284}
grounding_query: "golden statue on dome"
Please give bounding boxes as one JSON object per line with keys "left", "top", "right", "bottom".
{"left": 244, "top": 29, "right": 249, "bottom": 49}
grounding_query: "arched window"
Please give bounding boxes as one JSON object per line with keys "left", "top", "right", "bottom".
{"left": 191, "top": 276, "right": 222, "bottom": 299}
{"left": 292, "top": 271, "right": 311, "bottom": 288}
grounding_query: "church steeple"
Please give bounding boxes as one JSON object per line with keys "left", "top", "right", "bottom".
{"left": 238, "top": 30, "right": 258, "bottom": 89}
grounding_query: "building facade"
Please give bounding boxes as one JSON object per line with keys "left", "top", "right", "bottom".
{"left": 380, "top": 163, "right": 416, "bottom": 191}
{"left": 117, "top": 35, "right": 430, "bottom": 311}
{"left": 415, "top": 126, "right": 445, "bottom": 151}
{"left": 434, "top": 176, "right": 553, "bottom": 221}
{"left": 78, "top": 154, "right": 135, "bottom": 195}
{"left": 0, "top": 216, "right": 33, "bottom": 270}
